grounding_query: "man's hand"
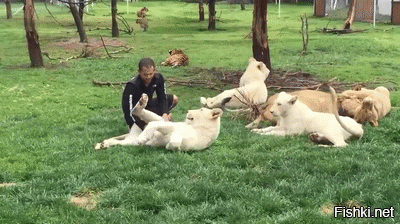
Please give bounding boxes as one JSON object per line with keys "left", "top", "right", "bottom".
{"left": 162, "top": 113, "right": 172, "bottom": 121}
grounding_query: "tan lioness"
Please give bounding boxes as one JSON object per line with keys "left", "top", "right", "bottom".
{"left": 339, "top": 86, "right": 391, "bottom": 126}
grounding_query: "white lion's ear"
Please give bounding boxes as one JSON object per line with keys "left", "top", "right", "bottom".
{"left": 249, "top": 57, "right": 256, "bottom": 63}
{"left": 200, "top": 97, "right": 207, "bottom": 105}
{"left": 289, "top": 96, "right": 298, "bottom": 105}
{"left": 211, "top": 108, "right": 223, "bottom": 119}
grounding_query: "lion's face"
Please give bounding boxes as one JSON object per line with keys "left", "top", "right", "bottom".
{"left": 185, "top": 108, "right": 223, "bottom": 126}
{"left": 270, "top": 92, "right": 298, "bottom": 118}
{"left": 250, "top": 59, "right": 270, "bottom": 80}
{"left": 354, "top": 97, "right": 379, "bottom": 126}
{"left": 240, "top": 58, "right": 270, "bottom": 85}
{"left": 169, "top": 49, "right": 185, "bottom": 55}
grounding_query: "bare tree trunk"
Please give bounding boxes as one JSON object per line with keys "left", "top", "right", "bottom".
{"left": 111, "top": 0, "right": 119, "bottom": 37}
{"left": 208, "top": 0, "right": 216, "bottom": 30}
{"left": 24, "top": 0, "right": 44, "bottom": 67}
{"left": 5, "top": 0, "right": 12, "bottom": 19}
{"left": 300, "top": 14, "right": 309, "bottom": 55}
{"left": 241, "top": 0, "right": 246, "bottom": 10}
{"left": 199, "top": 2, "right": 204, "bottom": 21}
{"left": 79, "top": 0, "right": 85, "bottom": 22}
{"left": 69, "top": 0, "right": 88, "bottom": 43}
{"left": 344, "top": 0, "right": 357, "bottom": 29}
{"left": 252, "top": 0, "right": 271, "bottom": 70}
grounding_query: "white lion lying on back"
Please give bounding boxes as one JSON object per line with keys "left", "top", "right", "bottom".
{"left": 95, "top": 94, "right": 223, "bottom": 151}
{"left": 200, "top": 58, "right": 270, "bottom": 109}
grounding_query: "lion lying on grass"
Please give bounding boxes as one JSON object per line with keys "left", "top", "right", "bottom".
{"left": 200, "top": 58, "right": 270, "bottom": 109}
{"left": 245, "top": 90, "right": 334, "bottom": 129}
{"left": 246, "top": 86, "right": 391, "bottom": 129}
{"left": 161, "top": 49, "right": 189, "bottom": 67}
{"left": 338, "top": 86, "right": 391, "bottom": 126}
{"left": 95, "top": 94, "right": 223, "bottom": 151}
{"left": 251, "top": 87, "right": 363, "bottom": 147}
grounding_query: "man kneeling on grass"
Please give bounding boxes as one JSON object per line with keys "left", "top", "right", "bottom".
{"left": 122, "top": 58, "right": 178, "bottom": 130}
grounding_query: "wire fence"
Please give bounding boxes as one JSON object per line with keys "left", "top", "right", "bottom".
{"left": 324, "top": 0, "right": 392, "bottom": 23}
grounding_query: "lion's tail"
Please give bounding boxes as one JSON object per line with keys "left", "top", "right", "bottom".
{"left": 329, "top": 86, "right": 363, "bottom": 138}
{"left": 220, "top": 97, "right": 252, "bottom": 113}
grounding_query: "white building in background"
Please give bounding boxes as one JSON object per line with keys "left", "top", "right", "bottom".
{"left": 377, "top": 0, "right": 392, "bottom": 16}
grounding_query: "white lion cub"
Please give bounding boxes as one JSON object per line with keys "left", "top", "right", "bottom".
{"left": 200, "top": 58, "right": 270, "bottom": 109}
{"left": 252, "top": 87, "right": 364, "bottom": 147}
{"left": 95, "top": 94, "right": 223, "bottom": 151}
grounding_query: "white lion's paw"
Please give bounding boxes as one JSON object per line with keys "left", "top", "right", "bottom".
{"left": 200, "top": 97, "right": 207, "bottom": 106}
{"left": 251, "top": 128, "right": 270, "bottom": 135}
{"left": 259, "top": 132, "right": 274, "bottom": 135}
{"left": 136, "top": 137, "right": 150, "bottom": 146}
{"left": 166, "top": 142, "right": 181, "bottom": 151}
{"left": 139, "top": 93, "right": 148, "bottom": 108}
{"left": 245, "top": 122, "right": 257, "bottom": 129}
{"left": 95, "top": 141, "right": 109, "bottom": 151}
{"left": 251, "top": 128, "right": 263, "bottom": 133}
{"left": 132, "top": 94, "right": 149, "bottom": 116}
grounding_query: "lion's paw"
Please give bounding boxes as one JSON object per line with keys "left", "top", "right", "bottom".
{"left": 136, "top": 136, "right": 150, "bottom": 146}
{"left": 200, "top": 97, "right": 207, "bottom": 106}
{"left": 95, "top": 141, "right": 109, "bottom": 151}
{"left": 245, "top": 122, "right": 258, "bottom": 129}
{"left": 251, "top": 128, "right": 263, "bottom": 134}
{"left": 139, "top": 93, "right": 148, "bottom": 107}
{"left": 131, "top": 94, "right": 148, "bottom": 116}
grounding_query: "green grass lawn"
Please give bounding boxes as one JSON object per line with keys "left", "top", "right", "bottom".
{"left": 1, "top": 1, "right": 400, "bottom": 223}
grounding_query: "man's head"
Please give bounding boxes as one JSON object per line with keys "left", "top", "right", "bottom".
{"left": 138, "top": 58, "right": 156, "bottom": 85}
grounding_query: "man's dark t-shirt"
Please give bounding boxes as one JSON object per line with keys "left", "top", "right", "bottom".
{"left": 122, "top": 73, "right": 168, "bottom": 129}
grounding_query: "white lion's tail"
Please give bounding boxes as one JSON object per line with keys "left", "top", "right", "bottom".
{"left": 329, "top": 86, "right": 363, "bottom": 138}
{"left": 219, "top": 96, "right": 252, "bottom": 113}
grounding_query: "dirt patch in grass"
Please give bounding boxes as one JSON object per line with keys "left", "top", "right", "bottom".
{"left": 223, "top": 69, "right": 355, "bottom": 93}
{"left": 320, "top": 200, "right": 364, "bottom": 216}
{"left": 167, "top": 67, "right": 361, "bottom": 120}
{"left": 0, "top": 182, "right": 17, "bottom": 188}
{"left": 5, "top": 62, "right": 71, "bottom": 70}
{"left": 175, "top": 67, "right": 358, "bottom": 93}
{"left": 48, "top": 37, "right": 128, "bottom": 51}
{"left": 70, "top": 188, "right": 101, "bottom": 210}
{"left": 95, "top": 66, "right": 379, "bottom": 96}
{"left": 45, "top": 37, "right": 131, "bottom": 58}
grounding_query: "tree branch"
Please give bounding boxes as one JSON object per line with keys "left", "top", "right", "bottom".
{"left": 100, "top": 36, "right": 112, "bottom": 58}
{"left": 56, "top": 0, "right": 93, "bottom": 6}
{"left": 92, "top": 80, "right": 127, "bottom": 86}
